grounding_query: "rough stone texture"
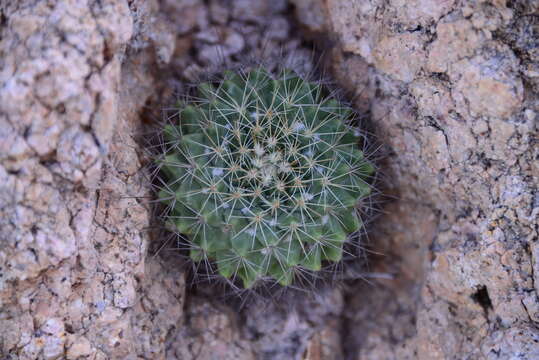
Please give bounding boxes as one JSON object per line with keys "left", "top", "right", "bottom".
{"left": 0, "top": 1, "right": 185, "bottom": 359}
{"left": 166, "top": 298, "right": 256, "bottom": 360}
{"left": 1, "top": 0, "right": 537, "bottom": 359}
{"left": 297, "top": 0, "right": 538, "bottom": 358}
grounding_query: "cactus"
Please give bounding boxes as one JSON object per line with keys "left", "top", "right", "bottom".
{"left": 157, "top": 67, "right": 374, "bottom": 288}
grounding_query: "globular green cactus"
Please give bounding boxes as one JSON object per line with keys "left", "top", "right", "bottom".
{"left": 157, "top": 67, "right": 374, "bottom": 288}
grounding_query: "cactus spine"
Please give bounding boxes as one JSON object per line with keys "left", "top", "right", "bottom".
{"left": 157, "top": 67, "right": 374, "bottom": 288}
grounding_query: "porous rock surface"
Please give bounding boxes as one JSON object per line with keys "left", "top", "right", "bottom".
{"left": 0, "top": 1, "right": 185, "bottom": 359}
{"left": 0, "top": 0, "right": 537, "bottom": 359}
{"left": 296, "top": 0, "right": 538, "bottom": 358}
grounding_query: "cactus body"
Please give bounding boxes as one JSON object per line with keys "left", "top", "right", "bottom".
{"left": 158, "top": 68, "right": 374, "bottom": 288}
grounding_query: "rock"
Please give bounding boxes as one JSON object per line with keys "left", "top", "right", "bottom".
{"left": 196, "top": 27, "right": 245, "bottom": 64}
{"left": 373, "top": 33, "right": 427, "bottom": 83}
{"left": 41, "top": 319, "right": 66, "bottom": 360}
{"left": 66, "top": 335, "right": 92, "bottom": 359}
{"left": 167, "top": 300, "right": 255, "bottom": 360}
{"left": 0, "top": 1, "right": 184, "bottom": 359}
{"left": 427, "top": 19, "right": 482, "bottom": 73}
{"left": 326, "top": 0, "right": 539, "bottom": 358}
{"left": 232, "top": 0, "right": 288, "bottom": 22}
{"left": 451, "top": 49, "right": 524, "bottom": 119}
{"left": 2, "top": 0, "right": 537, "bottom": 359}
{"left": 303, "top": 319, "right": 343, "bottom": 360}
{"left": 265, "top": 16, "right": 290, "bottom": 41}
{"left": 481, "top": 325, "right": 539, "bottom": 359}
{"left": 290, "top": 0, "right": 327, "bottom": 32}
{"left": 388, "top": 0, "right": 456, "bottom": 27}
{"left": 209, "top": 0, "right": 230, "bottom": 25}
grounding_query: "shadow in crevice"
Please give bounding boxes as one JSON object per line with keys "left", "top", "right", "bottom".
{"left": 126, "top": 1, "right": 399, "bottom": 359}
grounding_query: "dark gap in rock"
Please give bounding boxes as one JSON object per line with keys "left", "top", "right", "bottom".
{"left": 103, "top": 41, "right": 113, "bottom": 64}
{"left": 0, "top": 9, "right": 6, "bottom": 42}
{"left": 7, "top": 168, "right": 21, "bottom": 176}
{"left": 56, "top": 103, "right": 66, "bottom": 114}
{"left": 28, "top": 247, "right": 39, "bottom": 262}
{"left": 23, "top": 125, "right": 31, "bottom": 139}
{"left": 471, "top": 285, "right": 493, "bottom": 313}
{"left": 65, "top": 323, "right": 75, "bottom": 334}
{"left": 433, "top": 72, "right": 450, "bottom": 82}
